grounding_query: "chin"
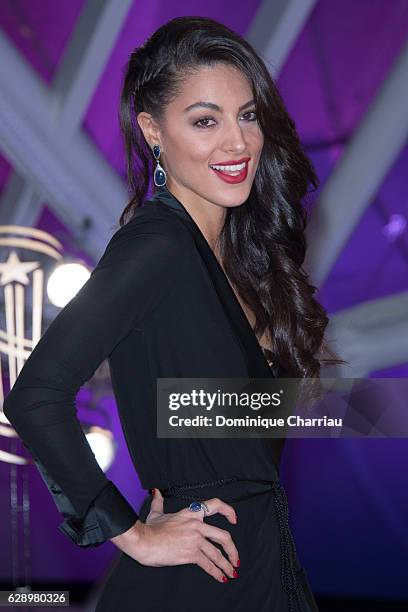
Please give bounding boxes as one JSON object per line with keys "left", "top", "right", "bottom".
{"left": 217, "top": 189, "right": 251, "bottom": 207}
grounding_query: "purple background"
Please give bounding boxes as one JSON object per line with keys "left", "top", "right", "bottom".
{"left": 0, "top": 0, "right": 407, "bottom": 606}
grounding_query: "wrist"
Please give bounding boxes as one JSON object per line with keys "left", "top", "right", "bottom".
{"left": 110, "top": 518, "right": 143, "bottom": 547}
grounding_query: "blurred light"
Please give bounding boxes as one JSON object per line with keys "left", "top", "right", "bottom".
{"left": 85, "top": 426, "right": 115, "bottom": 472}
{"left": 382, "top": 214, "right": 406, "bottom": 242}
{"left": 47, "top": 262, "right": 90, "bottom": 307}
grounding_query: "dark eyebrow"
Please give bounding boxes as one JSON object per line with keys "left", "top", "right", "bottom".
{"left": 183, "top": 98, "right": 255, "bottom": 113}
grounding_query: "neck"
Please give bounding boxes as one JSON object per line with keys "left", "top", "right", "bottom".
{"left": 166, "top": 181, "right": 226, "bottom": 252}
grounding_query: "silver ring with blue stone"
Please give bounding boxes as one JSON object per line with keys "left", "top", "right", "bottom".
{"left": 188, "top": 500, "right": 209, "bottom": 515}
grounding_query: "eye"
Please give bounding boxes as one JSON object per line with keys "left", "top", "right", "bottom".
{"left": 241, "top": 110, "right": 257, "bottom": 122}
{"left": 193, "top": 110, "right": 258, "bottom": 129}
{"left": 194, "top": 116, "right": 216, "bottom": 129}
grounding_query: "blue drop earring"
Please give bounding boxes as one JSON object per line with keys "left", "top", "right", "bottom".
{"left": 152, "top": 144, "right": 167, "bottom": 187}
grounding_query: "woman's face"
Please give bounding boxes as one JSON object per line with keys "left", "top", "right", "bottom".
{"left": 140, "top": 64, "right": 264, "bottom": 212}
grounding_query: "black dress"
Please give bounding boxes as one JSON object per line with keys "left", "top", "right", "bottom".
{"left": 3, "top": 185, "right": 319, "bottom": 611}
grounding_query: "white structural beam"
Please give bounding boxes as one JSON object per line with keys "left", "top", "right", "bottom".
{"left": 324, "top": 292, "right": 408, "bottom": 377}
{"left": 0, "top": 54, "right": 123, "bottom": 258}
{"left": 0, "top": 28, "right": 128, "bottom": 259}
{"left": 304, "top": 39, "right": 408, "bottom": 286}
{"left": 246, "top": 0, "right": 317, "bottom": 77}
{"left": 51, "top": 0, "right": 133, "bottom": 136}
{"left": 0, "top": 42, "right": 125, "bottom": 252}
{"left": 0, "top": 173, "right": 43, "bottom": 227}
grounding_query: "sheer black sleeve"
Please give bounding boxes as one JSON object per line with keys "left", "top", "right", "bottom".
{"left": 3, "top": 211, "right": 179, "bottom": 548}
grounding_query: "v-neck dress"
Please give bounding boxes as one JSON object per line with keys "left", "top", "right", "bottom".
{"left": 3, "top": 186, "right": 319, "bottom": 612}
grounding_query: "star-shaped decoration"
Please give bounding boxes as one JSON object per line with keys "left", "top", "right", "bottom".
{"left": 0, "top": 251, "right": 40, "bottom": 286}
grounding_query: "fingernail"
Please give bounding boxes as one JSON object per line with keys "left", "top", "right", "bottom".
{"left": 236, "top": 559, "right": 240, "bottom": 568}
{"left": 221, "top": 575, "right": 228, "bottom": 583}
{"left": 150, "top": 488, "right": 155, "bottom": 496}
{"left": 233, "top": 569, "right": 239, "bottom": 578}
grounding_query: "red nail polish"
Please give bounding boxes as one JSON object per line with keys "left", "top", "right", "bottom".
{"left": 233, "top": 569, "right": 239, "bottom": 578}
{"left": 221, "top": 575, "right": 228, "bottom": 583}
{"left": 151, "top": 488, "right": 155, "bottom": 496}
{"left": 236, "top": 559, "right": 240, "bottom": 567}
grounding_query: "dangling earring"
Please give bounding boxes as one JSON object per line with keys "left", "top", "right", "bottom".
{"left": 152, "top": 144, "right": 167, "bottom": 187}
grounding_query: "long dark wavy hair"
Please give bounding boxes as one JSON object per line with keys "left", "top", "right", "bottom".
{"left": 118, "top": 16, "right": 345, "bottom": 381}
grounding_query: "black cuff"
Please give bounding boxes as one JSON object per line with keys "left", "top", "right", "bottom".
{"left": 58, "top": 481, "right": 139, "bottom": 548}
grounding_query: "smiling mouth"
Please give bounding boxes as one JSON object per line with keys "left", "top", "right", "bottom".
{"left": 209, "top": 160, "right": 250, "bottom": 176}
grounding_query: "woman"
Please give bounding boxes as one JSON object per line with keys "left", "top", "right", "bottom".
{"left": 3, "top": 16, "right": 341, "bottom": 612}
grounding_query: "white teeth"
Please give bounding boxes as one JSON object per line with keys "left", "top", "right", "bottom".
{"left": 210, "top": 161, "right": 247, "bottom": 172}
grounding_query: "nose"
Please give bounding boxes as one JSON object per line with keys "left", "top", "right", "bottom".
{"left": 221, "top": 118, "right": 247, "bottom": 154}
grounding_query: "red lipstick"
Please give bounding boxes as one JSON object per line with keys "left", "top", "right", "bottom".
{"left": 211, "top": 156, "right": 250, "bottom": 166}
{"left": 209, "top": 157, "right": 250, "bottom": 185}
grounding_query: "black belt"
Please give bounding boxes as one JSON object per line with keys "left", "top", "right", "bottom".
{"left": 159, "top": 477, "right": 303, "bottom": 612}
